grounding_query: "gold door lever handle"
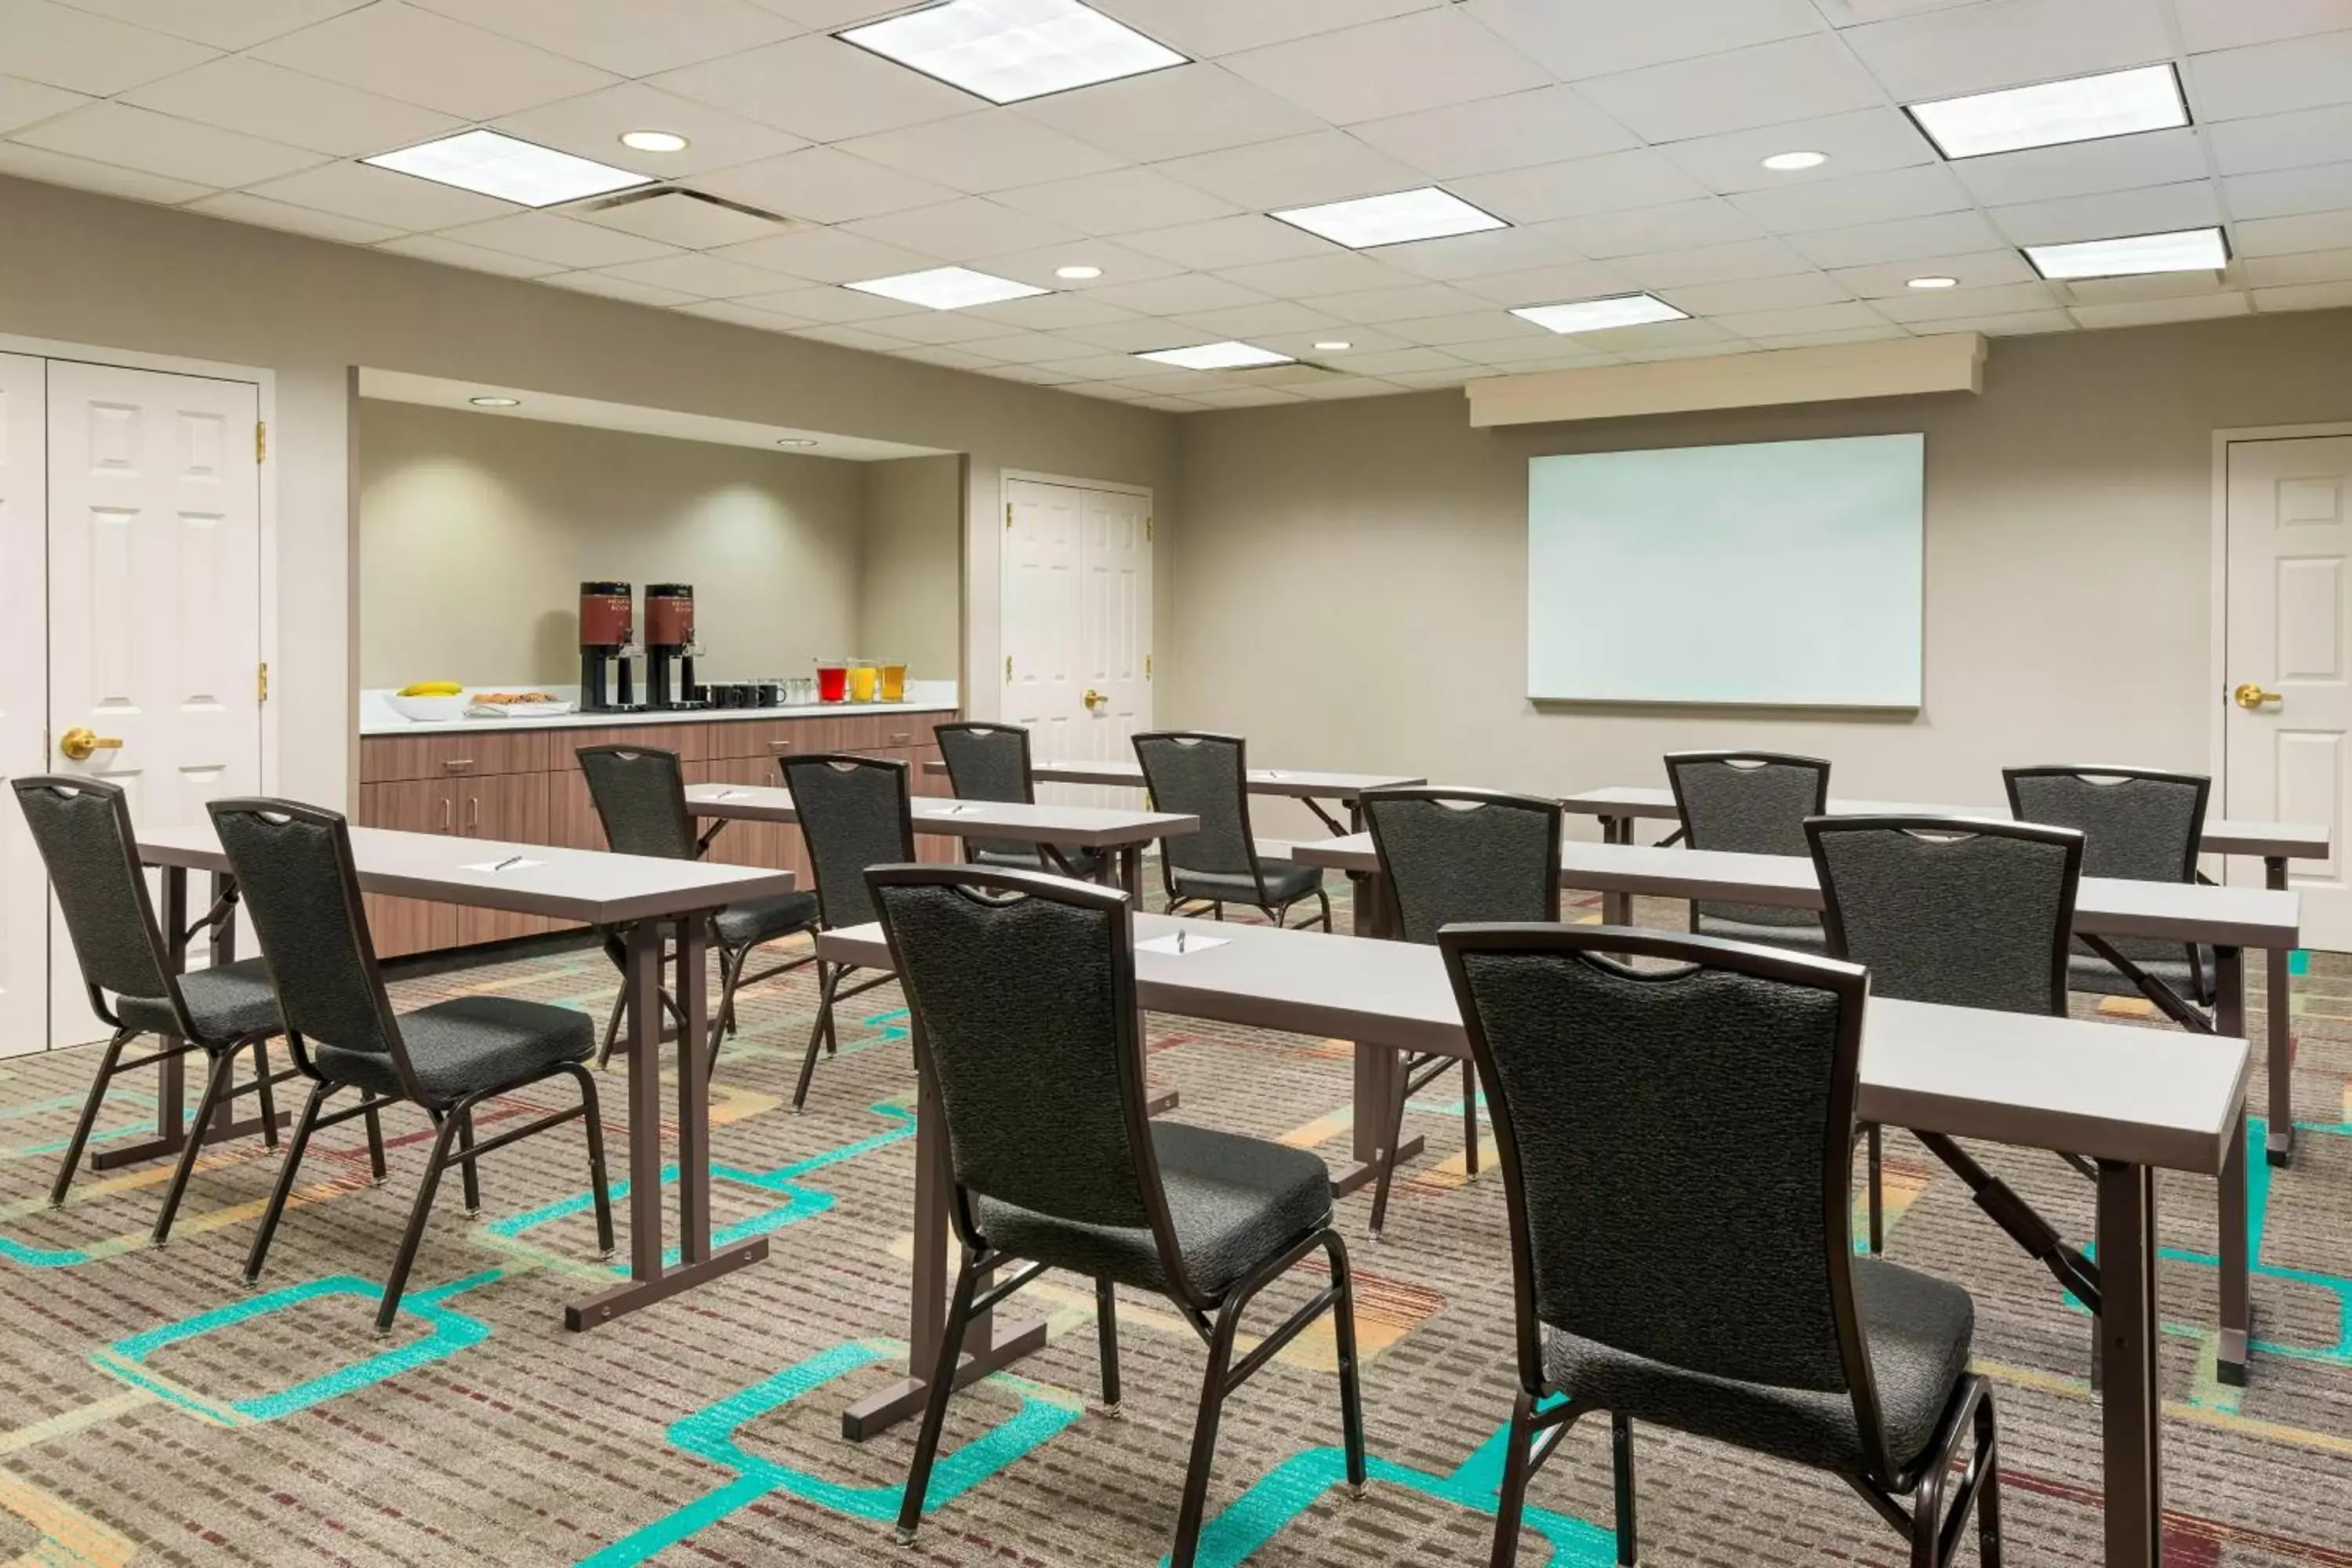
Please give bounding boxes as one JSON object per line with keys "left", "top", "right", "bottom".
{"left": 57, "top": 727, "right": 122, "bottom": 762}
{"left": 1083, "top": 688, "right": 1107, "bottom": 710}
{"left": 2233, "top": 682, "right": 2284, "bottom": 711}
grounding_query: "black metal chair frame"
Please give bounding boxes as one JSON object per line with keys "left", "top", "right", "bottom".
{"left": 1134, "top": 730, "right": 1332, "bottom": 931}
{"left": 1664, "top": 747, "right": 1831, "bottom": 877}
{"left": 931, "top": 720, "right": 1102, "bottom": 879}
{"left": 13, "top": 775, "right": 307, "bottom": 1246}
{"left": 779, "top": 752, "right": 917, "bottom": 1111}
{"left": 1438, "top": 923, "right": 2001, "bottom": 1568}
{"left": 211, "top": 798, "right": 614, "bottom": 1333}
{"left": 869, "top": 863, "right": 1366, "bottom": 1567}
{"left": 575, "top": 745, "right": 817, "bottom": 1072}
{"left": 1359, "top": 786, "right": 1563, "bottom": 1239}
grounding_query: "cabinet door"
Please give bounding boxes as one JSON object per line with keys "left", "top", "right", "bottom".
{"left": 909, "top": 745, "right": 957, "bottom": 863}
{"left": 456, "top": 773, "right": 554, "bottom": 946}
{"left": 356, "top": 779, "right": 459, "bottom": 956}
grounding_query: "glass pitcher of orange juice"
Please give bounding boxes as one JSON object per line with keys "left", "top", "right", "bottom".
{"left": 846, "top": 658, "right": 880, "bottom": 702}
{"left": 878, "top": 660, "right": 907, "bottom": 702}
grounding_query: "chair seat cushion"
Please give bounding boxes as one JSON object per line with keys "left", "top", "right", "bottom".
{"left": 314, "top": 996, "right": 593, "bottom": 1106}
{"left": 714, "top": 891, "right": 818, "bottom": 948}
{"left": 2067, "top": 946, "right": 2212, "bottom": 1004}
{"left": 975, "top": 844, "right": 1108, "bottom": 880}
{"left": 116, "top": 957, "right": 281, "bottom": 1044}
{"left": 1544, "top": 1256, "right": 1973, "bottom": 1480}
{"left": 975, "top": 1120, "right": 1332, "bottom": 1301}
{"left": 1172, "top": 862, "right": 1324, "bottom": 911}
{"left": 1694, "top": 913, "right": 1830, "bottom": 955}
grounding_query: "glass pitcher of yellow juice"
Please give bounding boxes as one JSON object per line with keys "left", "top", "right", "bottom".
{"left": 879, "top": 660, "right": 907, "bottom": 702}
{"left": 846, "top": 658, "right": 880, "bottom": 702}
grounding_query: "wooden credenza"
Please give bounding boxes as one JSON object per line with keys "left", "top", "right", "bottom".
{"left": 357, "top": 708, "right": 957, "bottom": 958}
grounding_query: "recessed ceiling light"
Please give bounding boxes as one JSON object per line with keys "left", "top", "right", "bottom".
{"left": 1136, "top": 341, "right": 1294, "bottom": 371}
{"left": 1272, "top": 186, "right": 1507, "bottom": 249}
{"left": 1055, "top": 263, "right": 1102, "bottom": 280}
{"left": 620, "top": 130, "right": 690, "bottom": 154}
{"left": 1761, "top": 150, "right": 1828, "bottom": 171}
{"left": 1510, "top": 292, "right": 1690, "bottom": 334}
{"left": 839, "top": 0, "right": 1187, "bottom": 106}
{"left": 1906, "top": 63, "right": 2188, "bottom": 160}
{"left": 1313, "top": 340, "right": 1352, "bottom": 351}
{"left": 364, "top": 129, "right": 651, "bottom": 208}
{"left": 844, "top": 265, "right": 1049, "bottom": 310}
{"left": 468, "top": 395, "right": 521, "bottom": 407}
{"left": 1906, "top": 275, "right": 1959, "bottom": 289}
{"left": 2024, "top": 225, "right": 2228, "bottom": 280}
{"left": 777, "top": 437, "right": 819, "bottom": 447}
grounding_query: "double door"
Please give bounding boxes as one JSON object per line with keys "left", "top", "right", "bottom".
{"left": 1003, "top": 477, "right": 1151, "bottom": 808}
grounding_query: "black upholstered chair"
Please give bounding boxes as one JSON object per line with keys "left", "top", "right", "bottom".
{"left": 1809, "top": 815, "right": 2096, "bottom": 1295}
{"left": 576, "top": 745, "right": 818, "bottom": 1069}
{"left": 777, "top": 752, "right": 916, "bottom": 1110}
{"left": 208, "top": 798, "right": 612, "bottom": 1331}
{"left": 2003, "top": 766, "right": 2216, "bottom": 1023}
{"left": 1439, "top": 923, "right": 2001, "bottom": 1568}
{"left": 1666, "top": 750, "right": 1831, "bottom": 953}
{"left": 869, "top": 863, "right": 1365, "bottom": 1566}
{"left": 932, "top": 721, "right": 1105, "bottom": 879}
{"left": 12, "top": 775, "right": 304, "bottom": 1243}
{"left": 1359, "top": 787, "right": 1561, "bottom": 1239}
{"left": 1133, "top": 731, "right": 1329, "bottom": 930}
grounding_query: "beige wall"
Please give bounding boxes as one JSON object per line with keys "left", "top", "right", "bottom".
{"left": 1170, "top": 310, "right": 2352, "bottom": 839}
{"left": 0, "top": 174, "right": 1178, "bottom": 807}
{"left": 857, "top": 453, "right": 964, "bottom": 683}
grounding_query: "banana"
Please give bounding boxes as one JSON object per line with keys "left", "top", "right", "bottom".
{"left": 397, "top": 681, "right": 463, "bottom": 697}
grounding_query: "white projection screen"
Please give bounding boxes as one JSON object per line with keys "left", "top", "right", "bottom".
{"left": 1526, "top": 433, "right": 1924, "bottom": 709}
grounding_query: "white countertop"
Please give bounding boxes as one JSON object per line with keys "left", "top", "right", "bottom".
{"left": 358, "top": 680, "right": 958, "bottom": 736}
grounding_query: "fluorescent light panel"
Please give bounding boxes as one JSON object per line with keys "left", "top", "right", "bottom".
{"left": 1273, "top": 187, "right": 1506, "bottom": 249}
{"left": 840, "top": 0, "right": 1186, "bottom": 105}
{"left": 1137, "top": 341, "right": 1292, "bottom": 370}
{"left": 365, "top": 129, "right": 650, "bottom": 208}
{"left": 2024, "top": 225, "right": 2227, "bottom": 279}
{"left": 844, "top": 266, "right": 1047, "bottom": 309}
{"left": 1907, "top": 63, "right": 2187, "bottom": 160}
{"left": 1511, "top": 292, "right": 1689, "bottom": 334}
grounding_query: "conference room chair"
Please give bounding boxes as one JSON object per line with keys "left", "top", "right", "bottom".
{"left": 1807, "top": 815, "right": 2093, "bottom": 1302}
{"left": 208, "top": 798, "right": 612, "bottom": 1332}
{"left": 1358, "top": 786, "right": 1563, "bottom": 1239}
{"left": 776, "top": 752, "right": 916, "bottom": 1110}
{"left": 1665, "top": 750, "right": 1832, "bottom": 953}
{"left": 13, "top": 775, "right": 305, "bottom": 1244}
{"left": 867, "top": 862, "right": 1366, "bottom": 1567}
{"left": 576, "top": 744, "right": 819, "bottom": 1069}
{"left": 1133, "top": 731, "right": 1330, "bottom": 930}
{"left": 2002, "top": 765, "right": 2216, "bottom": 1025}
{"left": 931, "top": 720, "right": 1105, "bottom": 879}
{"left": 1438, "top": 921, "right": 2000, "bottom": 1568}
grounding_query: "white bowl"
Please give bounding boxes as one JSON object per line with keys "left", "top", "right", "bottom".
{"left": 387, "top": 693, "right": 468, "bottom": 723}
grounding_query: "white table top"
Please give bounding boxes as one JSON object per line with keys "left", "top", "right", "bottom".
{"left": 1289, "top": 833, "right": 2303, "bottom": 949}
{"left": 817, "top": 912, "right": 2245, "bottom": 1174}
{"left": 1563, "top": 784, "right": 2330, "bottom": 862}
{"left": 138, "top": 822, "right": 794, "bottom": 925}
{"left": 920, "top": 757, "right": 1425, "bottom": 800}
{"left": 684, "top": 782, "right": 1197, "bottom": 848}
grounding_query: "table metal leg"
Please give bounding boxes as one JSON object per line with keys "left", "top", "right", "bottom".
{"left": 2212, "top": 945, "right": 2254, "bottom": 1385}
{"left": 1119, "top": 843, "right": 1142, "bottom": 898}
{"left": 2095, "top": 1160, "right": 2162, "bottom": 1568}
{"left": 1337, "top": 868, "right": 1418, "bottom": 1200}
{"left": 676, "top": 919, "right": 711, "bottom": 1266}
{"left": 2264, "top": 855, "right": 2296, "bottom": 1167}
{"left": 1600, "top": 816, "right": 1633, "bottom": 927}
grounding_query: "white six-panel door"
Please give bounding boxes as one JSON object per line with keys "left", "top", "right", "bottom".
{"left": 0, "top": 354, "right": 48, "bottom": 1058}
{"left": 1001, "top": 477, "right": 1152, "bottom": 809}
{"left": 1080, "top": 488, "right": 1151, "bottom": 799}
{"left": 2226, "top": 434, "right": 2352, "bottom": 950}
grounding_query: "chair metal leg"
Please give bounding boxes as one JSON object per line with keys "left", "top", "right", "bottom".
{"left": 152, "top": 1047, "right": 238, "bottom": 1247}
{"left": 708, "top": 942, "right": 746, "bottom": 1071}
{"left": 1975, "top": 1385, "right": 2002, "bottom": 1568}
{"left": 1171, "top": 1298, "right": 1245, "bottom": 1568}
{"left": 1867, "top": 1124, "right": 1885, "bottom": 1254}
{"left": 793, "top": 961, "right": 840, "bottom": 1112}
{"left": 1490, "top": 1388, "right": 1538, "bottom": 1568}
{"left": 1095, "top": 1278, "right": 1121, "bottom": 1415}
{"left": 377, "top": 1104, "right": 468, "bottom": 1333}
{"left": 456, "top": 1111, "right": 482, "bottom": 1217}
{"left": 566, "top": 1064, "right": 616, "bottom": 1260}
{"left": 1610, "top": 1413, "right": 1638, "bottom": 1567}
{"left": 363, "top": 1103, "right": 388, "bottom": 1185}
{"left": 1316, "top": 888, "right": 1333, "bottom": 932}
{"left": 895, "top": 1247, "right": 985, "bottom": 1545}
{"left": 1326, "top": 1233, "right": 1368, "bottom": 1498}
{"left": 1368, "top": 1056, "right": 1414, "bottom": 1240}
{"left": 597, "top": 985, "right": 626, "bottom": 1070}
{"left": 250, "top": 1038, "right": 281, "bottom": 1149}
{"left": 246, "top": 1082, "right": 332, "bottom": 1283}
{"left": 1461, "top": 1062, "right": 1479, "bottom": 1178}
{"left": 50, "top": 1029, "right": 134, "bottom": 1208}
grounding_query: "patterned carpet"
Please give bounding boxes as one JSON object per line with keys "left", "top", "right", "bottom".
{"left": 3, "top": 884, "right": 2351, "bottom": 1568}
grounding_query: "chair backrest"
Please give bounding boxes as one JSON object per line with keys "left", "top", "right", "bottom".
{"left": 868, "top": 863, "right": 1197, "bottom": 1299}
{"left": 2002, "top": 764, "right": 2208, "bottom": 966}
{"left": 1808, "top": 815, "right": 2083, "bottom": 1016}
{"left": 11, "top": 775, "right": 178, "bottom": 1029}
{"left": 1666, "top": 750, "right": 1831, "bottom": 929}
{"left": 933, "top": 722, "right": 1038, "bottom": 861}
{"left": 779, "top": 753, "right": 915, "bottom": 930}
{"left": 576, "top": 745, "right": 696, "bottom": 859}
{"left": 1438, "top": 923, "right": 1896, "bottom": 1478}
{"left": 1362, "top": 787, "right": 1563, "bottom": 946}
{"left": 205, "top": 799, "right": 412, "bottom": 1083}
{"left": 1133, "top": 731, "right": 1256, "bottom": 883}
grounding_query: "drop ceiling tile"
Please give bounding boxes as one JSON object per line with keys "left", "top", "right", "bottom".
{"left": 1349, "top": 85, "right": 1639, "bottom": 179}
{"left": 1089, "top": 0, "right": 1434, "bottom": 58}
{"left": 1384, "top": 309, "right": 1554, "bottom": 346}
{"left": 1924, "top": 307, "right": 2074, "bottom": 334}
{"left": 838, "top": 111, "right": 1123, "bottom": 198}
{"left": 2071, "top": 290, "right": 2250, "bottom": 327}
{"left": 1536, "top": 198, "right": 1764, "bottom": 258}
{"left": 1385, "top": 367, "right": 1482, "bottom": 388}
{"left": 1730, "top": 164, "right": 1972, "bottom": 234}
{"left": 13, "top": 100, "right": 323, "bottom": 188}
{"left": 0, "top": 140, "right": 212, "bottom": 203}
{"left": 1617, "top": 338, "right": 1761, "bottom": 361}
{"left": 1459, "top": 341, "right": 1623, "bottom": 371}
{"left": 581, "top": 192, "right": 790, "bottom": 249}
{"left": 1214, "top": 252, "right": 1417, "bottom": 297}
{"left": 971, "top": 239, "right": 1185, "bottom": 290}
{"left": 494, "top": 84, "right": 805, "bottom": 178}
{"left": 2057, "top": 269, "right": 2232, "bottom": 303}
{"left": 648, "top": 34, "right": 970, "bottom": 142}
{"left": 1746, "top": 324, "right": 1914, "bottom": 348}
{"left": 1156, "top": 130, "right": 1425, "bottom": 210}
{"left": 1873, "top": 279, "right": 2058, "bottom": 321}
{"left": 1040, "top": 318, "right": 1194, "bottom": 353}
{"left": 732, "top": 284, "right": 925, "bottom": 323}
{"left": 1569, "top": 317, "right": 1741, "bottom": 350}
{"left": 1453, "top": 261, "right": 1641, "bottom": 306}
{"left": 439, "top": 212, "right": 679, "bottom": 267}
{"left": 1453, "top": 148, "right": 1708, "bottom": 225}
{"left": 1950, "top": 129, "right": 2209, "bottom": 208}
{"left": 1189, "top": 384, "right": 1310, "bottom": 405}
{"left": 2209, "top": 105, "right": 2352, "bottom": 176}
{"left": 545, "top": 270, "right": 700, "bottom": 307}
{"left": 697, "top": 147, "right": 955, "bottom": 225}
{"left": 845, "top": 198, "right": 1082, "bottom": 261}
{"left": 1036, "top": 352, "right": 1185, "bottom": 380}
{"left": 591, "top": 252, "right": 790, "bottom": 298}
{"left": 0, "top": 75, "right": 89, "bottom": 136}
{"left": 245, "top": 159, "right": 518, "bottom": 228}
{"left": 2235, "top": 209, "right": 2352, "bottom": 256}
{"left": 1467, "top": 0, "right": 1824, "bottom": 81}
{"left": 1288, "top": 374, "right": 1410, "bottom": 399}
{"left": 2227, "top": 164, "right": 2352, "bottom": 222}
{"left": 1831, "top": 248, "right": 2038, "bottom": 294}
{"left": 1610, "top": 237, "right": 1820, "bottom": 288}
{"left": 1120, "top": 214, "right": 1339, "bottom": 269}
{"left": 407, "top": 0, "right": 800, "bottom": 76}
{"left": 1299, "top": 345, "right": 1464, "bottom": 375}
{"left": 1989, "top": 180, "right": 2224, "bottom": 246}
{"left": 2252, "top": 279, "right": 2352, "bottom": 311}
{"left": 1656, "top": 108, "right": 1939, "bottom": 194}
{"left": 252, "top": 3, "right": 617, "bottom": 121}
{"left": 1171, "top": 300, "right": 1349, "bottom": 337}
{"left": 1788, "top": 209, "right": 2009, "bottom": 267}
{"left": 0, "top": 2, "right": 214, "bottom": 96}
{"left": 51, "top": 0, "right": 365, "bottom": 51}
{"left": 746, "top": 0, "right": 911, "bottom": 29}
{"left": 959, "top": 292, "right": 1140, "bottom": 329}
{"left": 1014, "top": 63, "right": 1323, "bottom": 162}
{"left": 674, "top": 299, "right": 811, "bottom": 332}
{"left": 2189, "top": 31, "right": 2352, "bottom": 123}
{"left": 1220, "top": 9, "right": 1551, "bottom": 126}
{"left": 894, "top": 343, "right": 1004, "bottom": 371}
{"left": 982, "top": 360, "right": 1087, "bottom": 383}
{"left": 858, "top": 310, "right": 1018, "bottom": 346}
{"left": 1663, "top": 270, "right": 1857, "bottom": 314}
{"left": 1299, "top": 280, "right": 1509, "bottom": 321}
{"left": 789, "top": 322, "right": 908, "bottom": 351}
{"left": 376, "top": 234, "right": 562, "bottom": 277}
{"left": 709, "top": 227, "right": 941, "bottom": 282}
{"left": 1839, "top": 0, "right": 2172, "bottom": 101}
{"left": 1714, "top": 300, "right": 1889, "bottom": 336}
{"left": 187, "top": 188, "right": 405, "bottom": 242}
{"left": 2172, "top": 0, "right": 2352, "bottom": 52}
{"left": 1577, "top": 37, "right": 1884, "bottom": 143}
{"left": 2241, "top": 246, "right": 2352, "bottom": 286}
{"left": 994, "top": 165, "right": 1239, "bottom": 235}
{"left": 1083, "top": 272, "right": 1271, "bottom": 315}
{"left": 1254, "top": 325, "right": 1415, "bottom": 355}
{"left": 956, "top": 329, "right": 1094, "bottom": 363}
{"left": 1372, "top": 224, "right": 1583, "bottom": 280}
{"left": 121, "top": 56, "right": 458, "bottom": 156}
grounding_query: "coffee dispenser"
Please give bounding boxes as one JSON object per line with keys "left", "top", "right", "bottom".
{"left": 578, "top": 580, "right": 641, "bottom": 713}
{"left": 645, "top": 583, "right": 706, "bottom": 710}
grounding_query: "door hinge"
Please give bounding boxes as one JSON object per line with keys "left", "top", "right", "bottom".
{"left": 1004, "top": 655, "right": 1013, "bottom": 682}
{"left": 256, "top": 662, "right": 269, "bottom": 704}
{"left": 1145, "top": 515, "right": 1153, "bottom": 542}
{"left": 1005, "top": 503, "right": 1014, "bottom": 529}
{"left": 1145, "top": 654, "right": 1152, "bottom": 680}
{"left": 255, "top": 420, "right": 267, "bottom": 463}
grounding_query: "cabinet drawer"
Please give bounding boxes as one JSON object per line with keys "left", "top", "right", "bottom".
{"left": 361, "top": 729, "right": 551, "bottom": 782}
{"left": 554, "top": 723, "right": 713, "bottom": 764}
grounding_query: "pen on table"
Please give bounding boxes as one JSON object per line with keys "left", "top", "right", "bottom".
{"left": 712, "top": 788, "right": 740, "bottom": 800}
{"left": 490, "top": 855, "right": 522, "bottom": 873}
{"left": 1177, "top": 927, "right": 1186, "bottom": 954}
